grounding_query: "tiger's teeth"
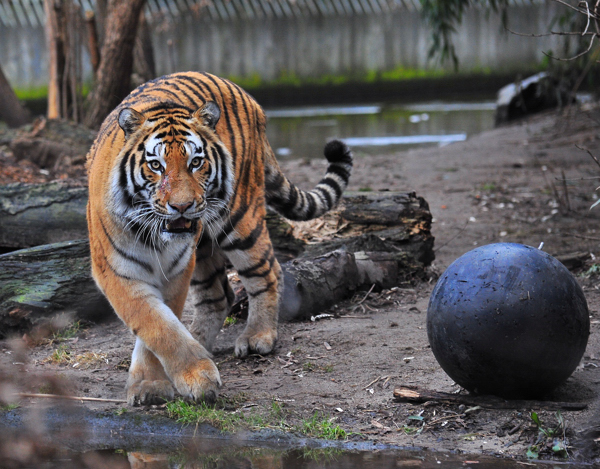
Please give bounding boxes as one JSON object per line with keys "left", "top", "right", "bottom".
{"left": 184, "top": 220, "right": 192, "bottom": 229}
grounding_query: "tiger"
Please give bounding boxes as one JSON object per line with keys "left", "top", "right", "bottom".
{"left": 86, "top": 72, "right": 352, "bottom": 405}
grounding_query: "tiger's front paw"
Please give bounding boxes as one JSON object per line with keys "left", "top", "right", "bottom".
{"left": 235, "top": 328, "right": 277, "bottom": 358}
{"left": 171, "top": 358, "right": 222, "bottom": 403}
{"left": 127, "top": 379, "right": 175, "bottom": 406}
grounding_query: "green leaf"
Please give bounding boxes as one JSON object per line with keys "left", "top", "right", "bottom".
{"left": 408, "top": 415, "right": 424, "bottom": 421}
{"left": 526, "top": 446, "right": 539, "bottom": 459}
{"left": 530, "top": 411, "right": 541, "bottom": 426}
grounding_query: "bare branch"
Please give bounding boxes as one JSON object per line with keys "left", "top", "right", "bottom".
{"left": 575, "top": 144, "right": 600, "bottom": 170}
{"left": 542, "top": 34, "right": 597, "bottom": 61}
{"left": 552, "top": 0, "right": 600, "bottom": 19}
{"left": 581, "top": 1, "right": 591, "bottom": 36}
{"left": 505, "top": 26, "right": 596, "bottom": 37}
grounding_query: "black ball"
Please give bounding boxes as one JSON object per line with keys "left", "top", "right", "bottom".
{"left": 427, "top": 243, "right": 590, "bottom": 399}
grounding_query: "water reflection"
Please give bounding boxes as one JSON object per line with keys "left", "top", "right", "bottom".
{"left": 264, "top": 101, "right": 496, "bottom": 160}
{"left": 120, "top": 446, "right": 538, "bottom": 469}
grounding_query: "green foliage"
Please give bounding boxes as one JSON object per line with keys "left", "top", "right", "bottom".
{"left": 166, "top": 397, "right": 290, "bottom": 434}
{"left": 223, "top": 316, "right": 237, "bottom": 327}
{"left": 581, "top": 263, "right": 600, "bottom": 278}
{"left": 420, "top": 0, "right": 508, "bottom": 69}
{"left": 49, "top": 344, "right": 72, "bottom": 364}
{"left": 166, "top": 399, "right": 246, "bottom": 432}
{"left": 0, "top": 403, "right": 19, "bottom": 412}
{"left": 298, "top": 412, "right": 347, "bottom": 440}
{"left": 527, "top": 411, "right": 569, "bottom": 459}
{"left": 52, "top": 320, "right": 81, "bottom": 342}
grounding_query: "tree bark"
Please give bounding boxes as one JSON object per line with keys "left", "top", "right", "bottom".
{"left": 0, "top": 182, "right": 88, "bottom": 249}
{"left": 0, "top": 240, "right": 111, "bottom": 336}
{"left": 84, "top": 11, "right": 101, "bottom": 76}
{"left": 44, "top": 0, "right": 84, "bottom": 121}
{"left": 0, "top": 65, "right": 30, "bottom": 128}
{"left": 84, "top": 0, "right": 147, "bottom": 129}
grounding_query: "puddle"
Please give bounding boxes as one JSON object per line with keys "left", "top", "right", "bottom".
{"left": 0, "top": 407, "right": 581, "bottom": 468}
{"left": 0, "top": 430, "right": 563, "bottom": 469}
{"left": 264, "top": 101, "right": 496, "bottom": 159}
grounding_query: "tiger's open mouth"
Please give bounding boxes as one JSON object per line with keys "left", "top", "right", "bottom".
{"left": 164, "top": 217, "right": 196, "bottom": 234}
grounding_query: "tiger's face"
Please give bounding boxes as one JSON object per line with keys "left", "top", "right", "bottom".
{"left": 113, "top": 101, "right": 233, "bottom": 244}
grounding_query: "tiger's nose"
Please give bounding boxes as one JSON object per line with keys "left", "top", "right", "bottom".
{"left": 168, "top": 201, "right": 193, "bottom": 213}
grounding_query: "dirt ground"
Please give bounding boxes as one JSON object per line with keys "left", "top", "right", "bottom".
{"left": 3, "top": 105, "right": 600, "bottom": 463}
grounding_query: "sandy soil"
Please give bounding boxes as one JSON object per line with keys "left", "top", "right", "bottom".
{"left": 2, "top": 106, "right": 600, "bottom": 463}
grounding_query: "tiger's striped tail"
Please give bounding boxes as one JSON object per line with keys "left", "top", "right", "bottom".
{"left": 265, "top": 139, "right": 352, "bottom": 221}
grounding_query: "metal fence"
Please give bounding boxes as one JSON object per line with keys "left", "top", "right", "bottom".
{"left": 0, "top": 0, "right": 547, "bottom": 26}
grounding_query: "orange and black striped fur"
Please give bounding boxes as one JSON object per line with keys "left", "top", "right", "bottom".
{"left": 87, "top": 72, "right": 352, "bottom": 405}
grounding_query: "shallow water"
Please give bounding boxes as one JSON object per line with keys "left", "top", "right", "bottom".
{"left": 32, "top": 443, "right": 552, "bottom": 469}
{"left": 264, "top": 101, "right": 496, "bottom": 160}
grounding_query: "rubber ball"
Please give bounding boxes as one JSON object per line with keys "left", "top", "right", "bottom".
{"left": 427, "top": 243, "right": 589, "bottom": 399}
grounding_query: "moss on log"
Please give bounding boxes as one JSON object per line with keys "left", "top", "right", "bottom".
{"left": 0, "top": 240, "right": 110, "bottom": 336}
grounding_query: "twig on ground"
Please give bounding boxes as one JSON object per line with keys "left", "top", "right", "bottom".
{"left": 16, "top": 392, "right": 127, "bottom": 403}
{"left": 434, "top": 220, "right": 469, "bottom": 253}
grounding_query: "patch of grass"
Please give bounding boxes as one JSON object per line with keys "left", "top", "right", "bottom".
{"left": 1, "top": 403, "right": 19, "bottom": 412}
{"left": 48, "top": 344, "right": 72, "bottom": 365}
{"left": 114, "top": 408, "right": 128, "bottom": 416}
{"left": 166, "top": 398, "right": 347, "bottom": 440}
{"left": 300, "top": 447, "right": 343, "bottom": 463}
{"left": 302, "top": 362, "right": 316, "bottom": 372}
{"left": 166, "top": 399, "right": 261, "bottom": 432}
{"left": 481, "top": 182, "right": 497, "bottom": 192}
{"left": 297, "top": 412, "right": 347, "bottom": 440}
{"left": 581, "top": 263, "right": 600, "bottom": 278}
{"left": 527, "top": 411, "right": 569, "bottom": 459}
{"left": 44, "top": 343, "right": 108, "bottom": 369}
{"left": 358, "top": 187, "right": 373, "bottom": 192}
{"left": 223, "top": 316, "right": 238, "bottom": 327}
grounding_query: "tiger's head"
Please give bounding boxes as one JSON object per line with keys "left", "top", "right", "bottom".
{"left": 112, "top": 101, "right": 233, "bottom": 244}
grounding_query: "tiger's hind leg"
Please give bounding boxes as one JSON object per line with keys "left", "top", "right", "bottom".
{"left": 189, "top": 239, "right": 235, "bottom": 353}
{"left": 223, "top": 220, "right": 282, "bottom": 358}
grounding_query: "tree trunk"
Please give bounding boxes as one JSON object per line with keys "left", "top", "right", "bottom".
{"left": 84, "top": 11, "right": 101, "bottom": 76}
{"left": 84, "top": 0, "right": 147, "bottom": 129}
{"left": 133, "top": 11, "right": 156, "bottom": 83}
{"left": 44, "top": 0, "right": 83, "bottom": 122}
{"left": 0, "top": 66, "right": 30, "bottom": 128}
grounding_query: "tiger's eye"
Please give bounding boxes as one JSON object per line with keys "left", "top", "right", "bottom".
{"left": 148, "top": 160, "right": 162, "bottom": 172}
{"left": 190, "top": 157, "right": 202, "bottom": 168}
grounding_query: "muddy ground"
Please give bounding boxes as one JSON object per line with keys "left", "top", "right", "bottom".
{"left": 2, "top": 106, "right": 600, "bottom": 464}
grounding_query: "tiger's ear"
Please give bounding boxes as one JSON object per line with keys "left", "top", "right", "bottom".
{"left": 194, "top": 101, "right": 221, "bottom": 130}
{"left": 118, "top": 108, "right": 146, "bottom": 139}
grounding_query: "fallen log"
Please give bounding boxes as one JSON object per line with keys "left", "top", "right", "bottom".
{"left": 0, "top": 182, "right": 88, "bottom": 249}
{"left": 0, "top": 243, "right": 413, "bottom": 336}
{"left": 0, "top": 183, "right": 434, "bottom": 334}
{"left": 0, "top": 240, "right": 111, "bottom": 335}
{"left": 0, "top": 184, "right": 434, "bottom": 267}
{"left": 293, "top": 191, "right": 434, "bottom": 267}
{"left": 393, "top": 385, "right": 587, "bottom": 411}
